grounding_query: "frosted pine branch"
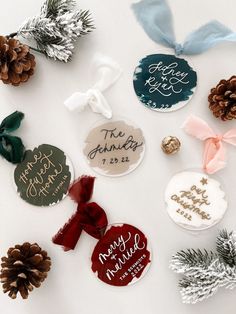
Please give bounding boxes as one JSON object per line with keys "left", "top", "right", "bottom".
{"left": 216, "top": 230, "right": 236, "bottom": 266}
{"left": 179, "top": 261, "right": 236, "bottom": 304}
{"left": 170, "top": 249, "right": 217, "bottom": 274}
{"left": 33, "top": 34, "right": 74, "bottom": 61}
{"left": 41, "top": 0, "right": 77, "bottom": 18}
{"left": 18, "top": 17, "right": 59, "bottom": 38}
{"left": 17, "top": 0, "right": 94, "bottom": 62}
{"left": 170, "top": 230, "right": 236, "bottom": 304}
{"left": 55, "top": 10, "right": 94, "bottom": 41}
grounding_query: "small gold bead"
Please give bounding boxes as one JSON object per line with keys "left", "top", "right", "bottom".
{"left": 161, "top": 136, "right": 181, "bottom": 155}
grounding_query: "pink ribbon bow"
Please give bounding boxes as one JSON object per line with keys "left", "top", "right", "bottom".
{"left": 182, "top": 115, "right": 236, "bottom": 174}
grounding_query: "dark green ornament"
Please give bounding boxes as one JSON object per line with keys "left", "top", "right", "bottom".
{"left": 133, "top": 54, "right": 197, "bottom": 112}
{"left": 14, "top": 144, "right": 73, "bottom": 207}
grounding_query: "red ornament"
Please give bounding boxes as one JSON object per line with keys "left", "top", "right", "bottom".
{"left": 53, "top": 177, "right": 152, "bottom": 287}
{"left": 91, "top": 224, "right": 151, "bottom": 286}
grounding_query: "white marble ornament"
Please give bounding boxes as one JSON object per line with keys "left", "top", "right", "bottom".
{"left": 165, "top": 171, "right": 227, "bottom": 231}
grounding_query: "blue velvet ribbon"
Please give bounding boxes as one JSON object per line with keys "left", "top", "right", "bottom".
{"left": 132, "top": 0, "right": 236, "bottom": 55}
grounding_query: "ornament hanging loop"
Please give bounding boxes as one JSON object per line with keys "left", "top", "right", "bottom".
{"left": 174, "top": 43, "right": 183, "bottom": 56}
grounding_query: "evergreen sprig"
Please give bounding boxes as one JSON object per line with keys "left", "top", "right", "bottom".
{"left": 17, "top": 0, "right": 94, "bottom": 62}
{"left": 216, "top": 230, "right": 236, "bottom": 267}
{"left": 42, "top": 0, "right": 77, "bottom": 17}
{"left": 170, "top": 230, "right": 236, "bottom": 304}
{"left": 171, "top": 249, "right": 217, "bottom": 274}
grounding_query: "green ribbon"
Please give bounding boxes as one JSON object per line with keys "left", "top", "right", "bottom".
{"left": 0, "top": 111, "right": 25, "bottom": 164}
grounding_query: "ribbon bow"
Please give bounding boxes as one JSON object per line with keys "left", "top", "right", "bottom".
{"left": 64, "top": 54, "right": 122, "bottom": 119}
{"left": 0, "top": 111, "right": 25, "bottom": 164}
{"left": 182, "top": 115, "right": 236, "bottom": 174}
{"left": 132, "top": 0, "right": 236, "bottom": 55}
{"left": 53, "top": 176, "right": 108, "bottom": 251}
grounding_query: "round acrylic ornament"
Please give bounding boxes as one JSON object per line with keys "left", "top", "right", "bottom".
{"left": 165, "top": 170, "right": 227, "bottom": 231}
{"left": 83, "top": 119, "right": 145, "bottom": 177}
{"left": 14, "top": 144, "right": 74, "bottom": 207}
{"left": 133, "top": 53, "right": 197, "bottom": 112}
{"left": 91, "top": 223, "right": 152, "bottom": 286}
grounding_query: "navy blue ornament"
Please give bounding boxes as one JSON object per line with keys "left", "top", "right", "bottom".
{"left": 133, "top": 54, "right": 197, "bottom": 112}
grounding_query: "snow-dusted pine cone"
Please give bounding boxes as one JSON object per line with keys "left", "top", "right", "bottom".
{"left": 0, "top": 36, "right": 36, "bottom": 86}
{"left": 209, "top": 76, "right": 236, "bottom": 121}
{"left": 0, "top": 242, "right": 51, "bottom": 299}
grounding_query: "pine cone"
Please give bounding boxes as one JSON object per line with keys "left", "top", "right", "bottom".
{"left": 0, "top": 36, "right": 36, "bottom": 86}
{"left": 209, "top": 76, "right": 236, "bottom": 121}
{"left": 0, "top": 242, "right": 51, "bottom": 299}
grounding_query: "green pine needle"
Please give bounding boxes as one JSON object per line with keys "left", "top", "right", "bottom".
{"left": 18, "top": 0, "right": 94, "bottom": 62}
{"left": 216, "top": 230, "right": 236, "bottom": 267}
{"left": 170, "top": 230, "right": 236, "bottom": 303}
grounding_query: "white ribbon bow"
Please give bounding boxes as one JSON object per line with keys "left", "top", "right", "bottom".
{"left": 64, "top": 54, "right": 122, "bottom": 119}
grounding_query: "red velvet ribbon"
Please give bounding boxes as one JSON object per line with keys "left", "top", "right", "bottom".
{"left": 52, "top": 176, "right": 108, "bottom": 251}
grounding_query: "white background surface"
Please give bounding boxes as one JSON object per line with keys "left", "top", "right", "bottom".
{"left": 0, "top": 0, "right": 236, "bottom": 313}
